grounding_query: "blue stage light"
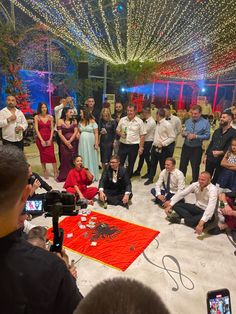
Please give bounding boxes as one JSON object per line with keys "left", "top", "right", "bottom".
{"left": 121, "top": 87, "right": 125, "bottom": 92}
{"left": 201, "top": 88, "right": 206, "bottom": 93}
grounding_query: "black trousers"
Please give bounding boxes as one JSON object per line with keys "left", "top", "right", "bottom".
{"left": 104, "top": 190, "right": 133, "bottom": 206}
{"left": 136, "top": 141, "right": 153, "bottom": 175}
{"left": 2, "top": 139, "right": 24, "bottom": 151}
{"left": 179, "top": 144, "right": 202, "bottom": 182}
{"left": 205, "top": 158, "right": 222, "bottom": 184}
{"left": 148, "top": 143, "right": 175, "bottom": 180}
{"left": 173, "top": 203, "right": 204, "bottom": 227}
{"left": 118, "top": 143, "right": 139, "bottom": 178}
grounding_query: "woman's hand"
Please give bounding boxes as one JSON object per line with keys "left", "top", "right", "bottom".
{"left": 94, "top": 143, "right": 99, "bottom": 150}
{"left": 41, "top": 140, "right": 47, "bottom": 147}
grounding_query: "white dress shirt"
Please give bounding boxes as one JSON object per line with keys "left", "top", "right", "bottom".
{"left": 155, "top": 168, "right": 185, "bottom": 196}
{"left": 170, "top": 182, "right": 218, "bottom": 222}
{"left": 166, "top": 114, "right": 182, "bottom": 137}
{"left": 117, "top": 116, "right": 146, "bottom": 144}
{"left": 0, "top": 107, "right": 28, "bottom": 142}
{"left": 153, "top": 118, "right": 176, "bottom": 147}
{"left": 144, "top": 116, "right": 156, "bottom": 142}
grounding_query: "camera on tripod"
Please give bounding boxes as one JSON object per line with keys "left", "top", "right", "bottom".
{"left": 43, "top": 191, "right": 88, "bottom": 253}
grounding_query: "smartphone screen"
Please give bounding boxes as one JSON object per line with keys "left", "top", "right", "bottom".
{"left": 207, "top": 289, "right": 232, "bottom": 314}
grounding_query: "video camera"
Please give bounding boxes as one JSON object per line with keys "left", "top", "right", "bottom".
{"left": 43, "top": 191, "right": 88, "bottom": 253}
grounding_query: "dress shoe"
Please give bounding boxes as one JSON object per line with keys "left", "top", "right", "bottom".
{"left": 132, "top": 170, "right": 140, "bottom": 176}
{"left": 144, "top": 179, "right": 153, "bottom": 185}
{"left": 166, "top": 212, "right": 181, "bottom": 224}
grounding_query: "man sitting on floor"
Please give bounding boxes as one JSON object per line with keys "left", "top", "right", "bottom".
{"left": 165, "top": 171, "right": 218, "bottom": 235}
{"left": 98, "top": 155, "right": 132, "bottom": 209}
{"left": 151, "top": 157, "right": 185, "bottom": 207}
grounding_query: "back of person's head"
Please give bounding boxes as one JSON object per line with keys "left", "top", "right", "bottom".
{"left": 0, "top": 146, "right": 29, "bottom": 214}
{"left": 28, "top": 226, "right": 47, "bottom": 241}
{"left": 74, "top": 277, "right": 170, "bottom": 314}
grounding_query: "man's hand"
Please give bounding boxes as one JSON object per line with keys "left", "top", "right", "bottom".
{"left": 99, "top": 191, "right": 106, "bottom": 203}
{"left": 195, "top": 221, "right": 204, "bottom": 235}
{"left": 122, "top": 194, "right": 129, "bottom": 204}
{"left": 138, "top": 147, "right": 144, "bottom": 155}
{"left": 202, "top": 155, "right": 207, "bottom": 164}
{"left": 15, "top": 125, "right": 24, "bottom": 131}
{"left": 8, "top": 113, "right": 16, "bottom": 122}
{"left": 164, "top": 205, "right": 172, "bottom": 215}
{"left": 163, "top": 200, "right": 171, "bottom": 208}
{"left": 187, "top": 133, "right": 196, "bottom": 140}
{"left": 157, "top": 195, "right": 166, "bottom": 202}
{"left": 33, "top": 179, "right": 41, "bottom": 190}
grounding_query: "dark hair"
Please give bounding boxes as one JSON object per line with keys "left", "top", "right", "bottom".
{"left": 74, "top": 277, "right": 170, "bottom": 314}
{"left": 73, "top": 155, "right": 83, "bottom": 162}
{"left": 61, "top": 106, "right": 73, "bottom": 122}
{"left": 142, "top": 106, "right": 151, "bottom": 113}
{"left": 222, "top": 110, "right": 233, "bottom": 119}
{"left": 80, "top": 107, "right": 93, "bottom": 125}
{"left": 0, "top": 146, "right": 28, "bottom": 210}
{"left": 165, "top": 157, "right": 176, "bottom": 165}
{"left": 158, "top": 108, "right": 166, "bottom": 118}
{"left": 164, "top": 105, "right": 171, "bottom": 111}
{"left": 110, "top": 155, "right": 120, "bottom": 162}
{"left": 37, "top": 102, "right": 49, "bottom": 115}
{"left": 28, "top": 226, "right": 47, "bottom": 241}
{"left": 191, "top": 105, "right": 202, "bottom": 113}
{"left": 127, "top": 104, "right": 137, "bottom": 112}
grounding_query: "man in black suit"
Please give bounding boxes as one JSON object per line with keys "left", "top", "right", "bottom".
{"left": 98, "top": 155, "right": 132, "bottom": 208}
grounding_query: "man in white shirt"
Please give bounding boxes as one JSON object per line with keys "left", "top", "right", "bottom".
{"left": 164, "top": 105, "right": 182, "bottom": 138}
{"left": 151, "top": 158, "right": 185, "bottom": 207}
{"left": 0, "top": 95, "right": 28, "bottom": 150}
{"left": 54, "top": 97, "right": 67, "bottom": 126}
{"left": 144, "top": 108, "right": 176, "bottom": 185}
{"left": 133, "top": 106, "right": 156, "bottom": 178}
{"left": 165, "top": 171, "right": 218, "bottom": 235}
{"left": 116, "top": 104, "right": 146, "bottom": 178}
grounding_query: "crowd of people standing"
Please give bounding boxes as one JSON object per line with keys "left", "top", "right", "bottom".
{"left": 1, "top": 95, "right": 236, "bottom": 238}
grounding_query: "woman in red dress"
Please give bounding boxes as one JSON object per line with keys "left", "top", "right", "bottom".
{"left": 64, "top": 155, "right": 98, "bottom": 204}
{"left": 35, "top": 102, "right": 57, "bottom": 179}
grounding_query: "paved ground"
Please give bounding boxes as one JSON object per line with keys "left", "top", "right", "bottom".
{"left": 27, "top": 143, "right": 236, "bottom": 314}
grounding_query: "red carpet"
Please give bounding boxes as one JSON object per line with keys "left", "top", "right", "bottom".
{"left": 47, "top": 211, "right": 160, "bottom": 271}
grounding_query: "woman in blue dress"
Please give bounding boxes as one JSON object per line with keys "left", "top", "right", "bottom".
{"left": 78, "top": 108, "right": 99, "bottom": 181}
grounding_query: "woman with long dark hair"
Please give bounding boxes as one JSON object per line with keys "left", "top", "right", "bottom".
{"left": 34, "top": 102, "right": 57, "bottom": 179}
{"left": 78, "top": 107, "right": 99, "bottom": 181}
{"left": 57, "top": 107, "right": 79, "bottom": 182}
{"left": 64, "top": 155, "right": 98, "bottom": 204}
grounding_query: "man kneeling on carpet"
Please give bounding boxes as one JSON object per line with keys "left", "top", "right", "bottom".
{"left": 64, "top": 155, "right": 98, "bottom": 205}
{"left": 98, "top": 155, "right": 132, "bottom": 209}
{"left": 151, "top": 157, "right": 185, "bottom": 208}
{"left": 165, "top": 171, "right": 218, "bottom": 235}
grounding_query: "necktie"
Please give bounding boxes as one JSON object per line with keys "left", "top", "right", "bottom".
{"left": 166, "top": 172, "right": 171, "bottom": 193}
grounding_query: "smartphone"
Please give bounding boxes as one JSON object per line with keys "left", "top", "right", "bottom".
{"left": 207, "top": 289, "right": 232, "bottom": 314}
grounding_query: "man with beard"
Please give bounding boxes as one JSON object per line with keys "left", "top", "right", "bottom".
{"left": 205, "top": 111, "right": 236, "bottom": 183}
{"left": 0, "top": 95, "right": 28, "bottom": 150}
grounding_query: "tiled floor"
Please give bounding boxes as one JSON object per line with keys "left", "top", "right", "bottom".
{"left": 33, "top": 176, "right": 236, "bottom": 314}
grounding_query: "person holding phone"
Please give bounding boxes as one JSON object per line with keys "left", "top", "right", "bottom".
{"left": 64, "top": 155, "right": 98, "bottom": 205}
{"left": 28, "top": 164, "right": 52, "bottom": 200}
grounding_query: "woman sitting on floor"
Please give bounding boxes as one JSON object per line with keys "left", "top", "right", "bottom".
{"left": 64, "top": 155, "right": 98, "bottom": 205}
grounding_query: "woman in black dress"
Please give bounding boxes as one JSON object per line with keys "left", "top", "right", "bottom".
{"left": 99, "top": 108, "right": 116, "bottom": 168}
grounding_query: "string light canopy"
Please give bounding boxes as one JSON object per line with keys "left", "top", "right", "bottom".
{"left": 9, "top": 0, "right": 236, "bottom": 79}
